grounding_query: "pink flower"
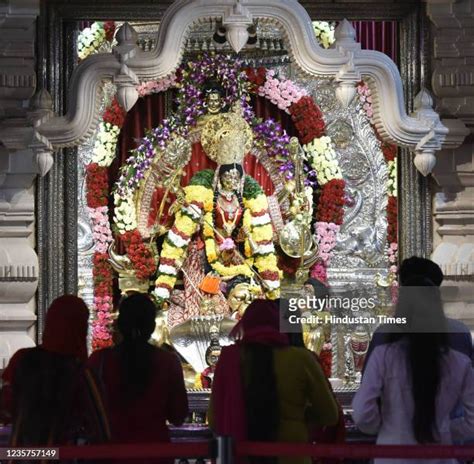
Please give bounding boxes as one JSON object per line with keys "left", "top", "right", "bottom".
{"left": 219, "top": 238, "right": 235, "bottom": 251}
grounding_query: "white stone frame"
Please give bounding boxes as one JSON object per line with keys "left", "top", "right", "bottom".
{"left": 29, "top": 0, "right": 464, "bottom": 177}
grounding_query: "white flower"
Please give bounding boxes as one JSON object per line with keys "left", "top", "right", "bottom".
{"left": 77, "top": 22, "right": 107, "bottom": 60}
{"left": 303, "top": 136, "right": 342, "bottom": 186}
{"left": 153, "top": 287, "right": 170, "bottom": 300}
{"left": 91, "top": 122, "right": 120, "bottom": 167}
{"left": 113, "top": 195, "right": 137, "bottom": 233}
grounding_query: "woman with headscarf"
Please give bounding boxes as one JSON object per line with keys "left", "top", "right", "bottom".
{"left": 86, "top": 293, "right": 188, "bottom": 458}
{"left": 0, "top": 295, "right": 92, "bottom": 445}
{"left": 208, "top": 299, "right": 339, "bottom": 464}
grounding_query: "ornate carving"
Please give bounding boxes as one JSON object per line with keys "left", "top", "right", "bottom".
{"left": 35, "top": 0, "right": 450, "bottom": 177}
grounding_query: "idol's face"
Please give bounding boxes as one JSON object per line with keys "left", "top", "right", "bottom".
{"left": 228, "top": 283, "right": 252, "bottom": 315}
{"left": 220, "top": 169, "right": 241, "bottom": 191}
{"left": 206, "top": 91, "right": 223, "bottom": 114}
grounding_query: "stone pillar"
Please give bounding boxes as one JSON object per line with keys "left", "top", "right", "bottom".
{"left": 0, "top": 0, "right": 39, "bottom": 368}
{"left": 426, "top": 0, "right": 474, "bottom": 328}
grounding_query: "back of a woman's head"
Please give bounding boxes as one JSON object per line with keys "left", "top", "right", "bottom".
{"left": 42, "top": 294, "right": 89, "bottom": 361}
{"left": 117, "top": 293, "right": 156, "bottom": 342}
{"left": 394, "top": 275, "right": 448, "bottom": 443}
{"left": 116, "top": 294, "right": 157, "bottom": 398}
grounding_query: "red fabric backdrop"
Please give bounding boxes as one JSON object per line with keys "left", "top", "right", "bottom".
{"left": 352, "top": 20, "right": 398, "bottom": 63}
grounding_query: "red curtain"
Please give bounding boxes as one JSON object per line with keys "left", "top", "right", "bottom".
{"left": 351, "top": 21, "right": 398, "bottom": 63}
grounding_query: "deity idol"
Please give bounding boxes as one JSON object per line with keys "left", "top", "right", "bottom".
{"left": 153, "top": 102, "right": 281, "bottom": 322}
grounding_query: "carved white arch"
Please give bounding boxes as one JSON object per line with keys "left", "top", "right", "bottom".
{"left": 35, "top": 0, "right": 458, "bottom": 175}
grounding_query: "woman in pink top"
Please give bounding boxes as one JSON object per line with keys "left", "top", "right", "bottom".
{"left": 352, "top": 277, "right": 474, "bottom": 464}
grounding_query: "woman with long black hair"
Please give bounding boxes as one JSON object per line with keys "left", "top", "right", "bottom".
{"left": 209, "top": 299, "right": 338, "bottom": 464}
{"left": 352, "top": 276, "right": 474, "bottom": 464}
{"left": 86, "top": 293, "right": 188, "bottom": 461}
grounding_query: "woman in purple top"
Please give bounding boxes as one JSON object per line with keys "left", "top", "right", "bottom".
{"left": 352, "top": 276, "right": 474, "bottom": 464}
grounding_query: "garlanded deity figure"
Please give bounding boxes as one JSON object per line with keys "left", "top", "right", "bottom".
{"left": 153, "top": 105, "right": 281, "bottom": 319}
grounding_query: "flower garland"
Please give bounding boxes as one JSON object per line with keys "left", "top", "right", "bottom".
{"left": 257, "top": 69, "right": 307, "bottom": 113}
{"left": 77, "top": 21, "right": 115, "bottom": 61}
{"left": 91, "top": 253, "right": 114, "bottom": 350}
{"left": 316, "top": 179, "right": 346, "bottom": 225}
{"left": 85, "top": 96, "right": 126, "bottom": 350}
{"left": 248, "top": 69, "right": 346, "bottom": 283}
{"left": 289, "top": 96, "right": 326, "bottom": 144}
{"left": 357, "top": 82, "right": 374, "bottom": 120}
{"left": 86, "top": 163, "right": 108, "bottom": 208}
{"left": 154, "top": 174, "right": 281, "bottom": 303}
{"left": 314, "top": 222, "right": 340, "bottom": 265}
{"left": 312, "top": 21, "right": 336, "bottom": 49}
{"left": 137, "top": 75, "right": 177, "bottom": 97}
{"left": 120, "top": 230, "right": 157, "bottom": 281}
{"left": 303, "top": 136, "right": 343, "bottom": 185}
{"left": 88, "top": 206, "right": 113, "bottom": 254}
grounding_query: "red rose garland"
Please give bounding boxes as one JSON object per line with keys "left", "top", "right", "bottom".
{"left": 86, "top": 163, "right": 109, "bottom": 208}
{"left": 103, "top": 97, "right": 127, "bottom": 127}
{"left": 316, "top": 179, "right": 346, "bottom": 225}
{"left": 121, "top": 230, "right": 157, "bottom": 282}
{"left": 289, "top": 96, "right": 326, "bottom": 144}
{"left": 387, "top": 196, "right": 398, "bottom": 244}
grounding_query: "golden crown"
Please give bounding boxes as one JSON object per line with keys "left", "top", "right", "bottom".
{"left": 200, "top": 111, "right": 254, "bottom": 164}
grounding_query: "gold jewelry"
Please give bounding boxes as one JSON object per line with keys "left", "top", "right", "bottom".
{"left": 201, "top": 112, "right": 253, "bottom": 164}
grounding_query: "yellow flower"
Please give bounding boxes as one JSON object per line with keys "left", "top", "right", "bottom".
{"left": 252, "top": 224, "right": 273, "bottom": 242}
{"left": 243, "top": 209, "right": 252, "bottom": 230}
{"left": 175, "top": 212, "right": 199, "bottom": 237}
{"left": 244, "top": 194, "right": 268, "bottom": 212}
{"left": 155, "top": 274, "right": 177, "bottom": 288}
{"left": 213, "top": 261, "right": 254, "bottom": 277}
{"left": 255, "top": 254, "right": 279, "bottom": 272}
{"left": 202, "top": 212, "right": 214, "bottom": 238}
{"left": 244, "top": 239, "right": 252, "bottom": 258}
{"left": 267, "top": 289, "right": 280, "bottom": 300}
{"left": 161, "top": 242, "right": 185, "bottom": 260}
{"left": 185, "top": 185, "right": 213, "bottom": 212}
{"left": 205, "top": 238, "right": 218, "bottom": 262}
